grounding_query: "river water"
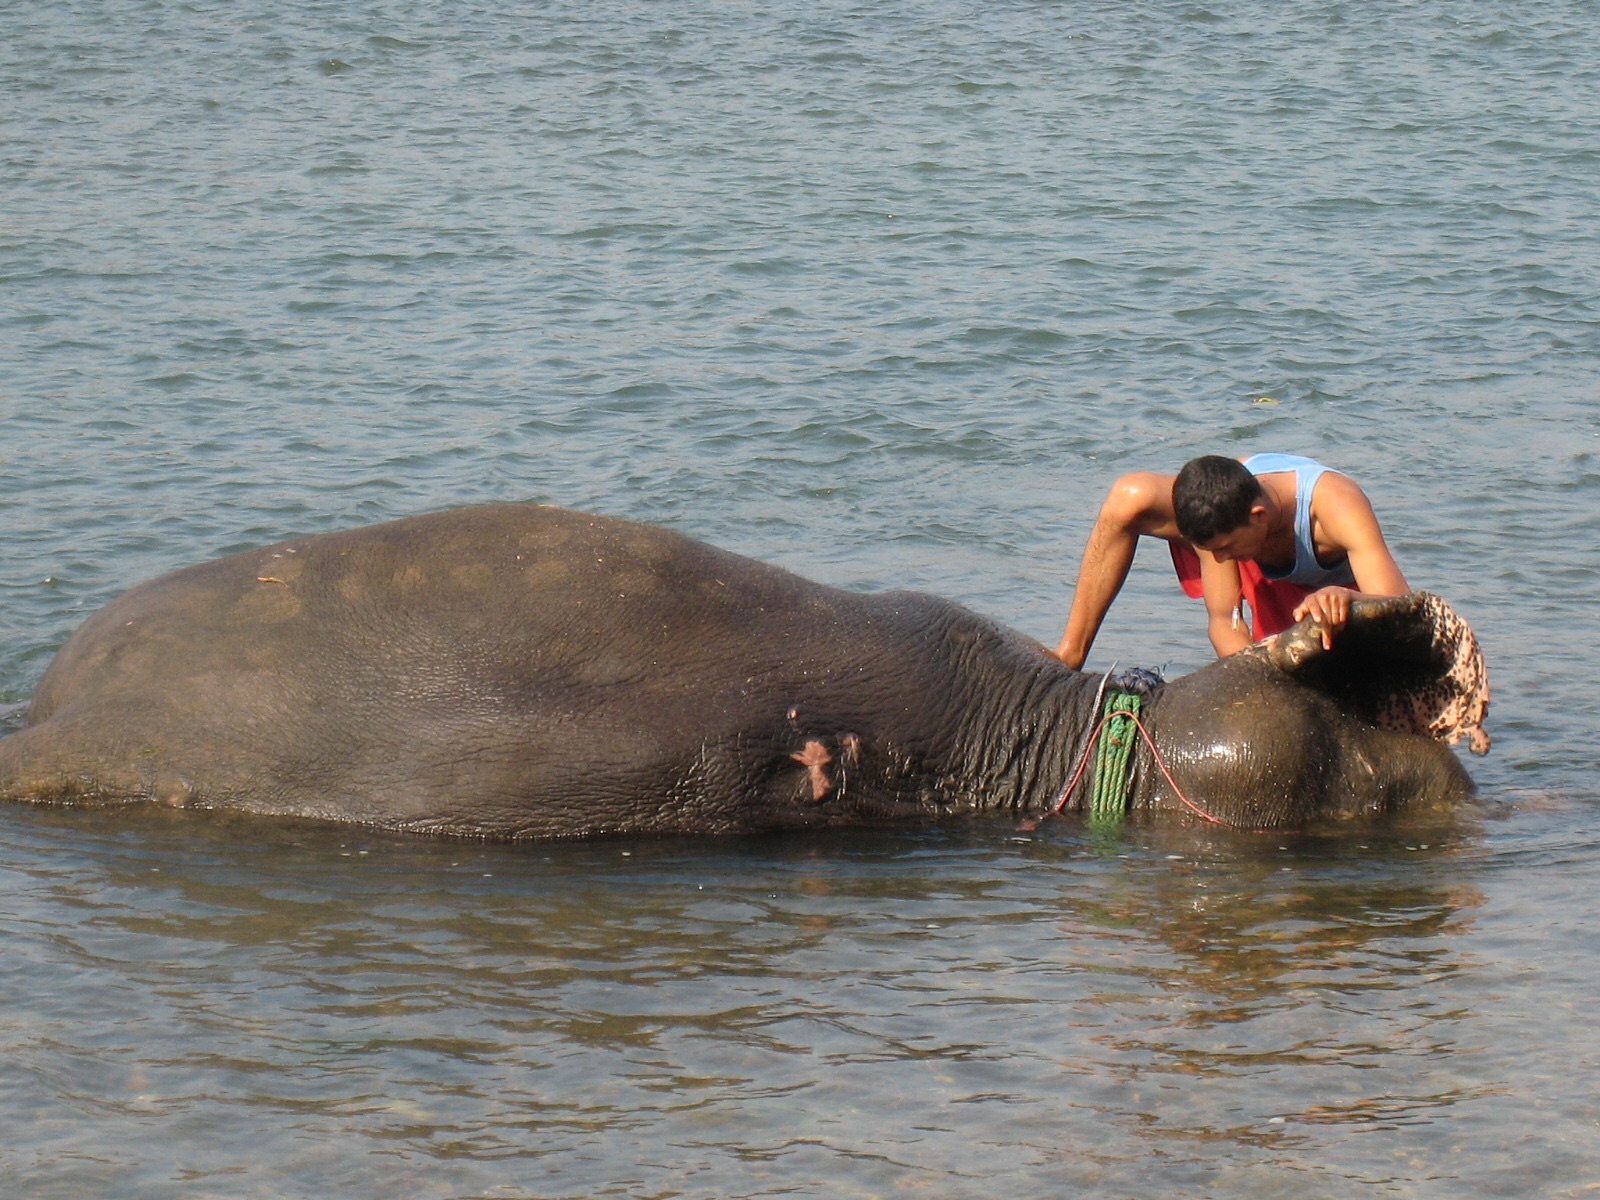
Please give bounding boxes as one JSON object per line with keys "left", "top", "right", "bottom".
{"left": 2, "top": 1, "right": 1598, "bottom": 1196}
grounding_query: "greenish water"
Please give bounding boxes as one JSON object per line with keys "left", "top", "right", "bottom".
{"left": 3, "top": 1, "right": 1598, "bottom": 1196}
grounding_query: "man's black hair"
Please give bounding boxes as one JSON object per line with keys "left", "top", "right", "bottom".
{"left": 1173, "top": 456, "right": 1264, "bottom": 544}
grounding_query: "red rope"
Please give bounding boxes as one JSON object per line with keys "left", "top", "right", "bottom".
{"left": 1052, "top": 709, "right": 1242, "bottom": 828}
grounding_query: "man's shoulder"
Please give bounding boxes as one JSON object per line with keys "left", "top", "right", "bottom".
{"left": 1109, "top": 470, "right": 1179, "bottom": 502}
{"left": 1110, "top": 469, "right": 1176, "bottom": 488}
{"left": 1107, "top": 471, "right": 1179, "bottom": 532}
{"left": 1309, "top": 467, "right": 1366, "bottom": 503}
{"left": 1308, "top": 469, "right": 1382, "bottom": 537}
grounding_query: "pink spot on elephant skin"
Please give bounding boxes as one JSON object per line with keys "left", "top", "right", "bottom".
{"left": 790, "top": 739, "right": 833, "bottom": 802}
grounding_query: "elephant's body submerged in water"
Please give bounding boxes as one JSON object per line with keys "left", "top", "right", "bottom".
{"left": 0, "top": 503, "right": 1489, "bottom": 837}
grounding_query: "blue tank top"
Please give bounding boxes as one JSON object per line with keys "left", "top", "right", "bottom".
{"left": 1240, "top": 454, "right": 1358, "bottom": 588}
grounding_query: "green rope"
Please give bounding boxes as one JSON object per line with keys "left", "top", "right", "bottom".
{"left": 1089, "top": 691, "right": 1142, "bottom": 822}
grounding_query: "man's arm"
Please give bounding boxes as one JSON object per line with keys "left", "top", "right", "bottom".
{"left": 1292, "top": 473, "right": 1410, "bottom": 648}
{"left": 1196, "top": 551, "right": 1252, "bottom": 658}
{"left": 1054, "top": 472, "right": 1178, "bottom": 669}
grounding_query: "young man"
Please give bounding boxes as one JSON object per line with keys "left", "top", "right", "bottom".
{"left": 1053, "top": 453, "right": 1409, "bottom": 667}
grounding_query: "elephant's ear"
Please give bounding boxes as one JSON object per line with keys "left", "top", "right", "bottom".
{"left": 1262, "top": 591, "right": 1491, "bottom": 755}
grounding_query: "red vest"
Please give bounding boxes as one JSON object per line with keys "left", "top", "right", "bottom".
{"left": 1169, "top": 542, "right": 1314, "bottom": 640}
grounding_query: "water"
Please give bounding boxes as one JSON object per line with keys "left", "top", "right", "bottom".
{"left": 2, "top": 0, "right": 1598, "bottom": 1195}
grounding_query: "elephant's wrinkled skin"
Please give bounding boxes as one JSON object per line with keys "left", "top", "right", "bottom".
{"left": 0, "top": 503, "right": 1483, "bottom": 837}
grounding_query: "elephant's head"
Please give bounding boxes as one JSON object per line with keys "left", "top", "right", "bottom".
{"left": 1133, "top": 592, "right": 1489, "bottom": 828}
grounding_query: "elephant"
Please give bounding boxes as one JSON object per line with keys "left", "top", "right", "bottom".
{"left": 0, "top": 502, "right": 1489, "bottom": 838}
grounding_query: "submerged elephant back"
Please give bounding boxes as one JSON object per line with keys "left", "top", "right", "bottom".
{"left": 30, "top": 503, "right": 854, "bottom": 716}
{"left": 3, "top": 503, "right": 999, "bottom": 829}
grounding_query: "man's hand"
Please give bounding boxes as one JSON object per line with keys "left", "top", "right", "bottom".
{"left": 1293, "top": 586, "right": 1356, "bottom": 650}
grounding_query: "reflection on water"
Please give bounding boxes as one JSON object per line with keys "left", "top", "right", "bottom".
{"left": 1049, "top": 826, "right": 1495, "bottom": 1163}
{"left": 3, "top": 803, "right": 1556, "bottom": 1199}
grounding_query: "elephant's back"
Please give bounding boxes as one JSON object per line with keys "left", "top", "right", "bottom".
{"left": 28, "top": 502, "right": 861, "bottom": 723}
{"left": 2, "top": 504, "right": 927, "bottom": 827}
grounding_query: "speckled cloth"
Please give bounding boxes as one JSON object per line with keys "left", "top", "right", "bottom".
{"left": 1386, "top": 592, "right": 1491, "bottom": 754}
{"left": 1265, "top": 590, "right": 1491, "bottom": 755}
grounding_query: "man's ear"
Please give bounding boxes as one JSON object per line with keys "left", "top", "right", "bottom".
{"left": 1261, "top": 593, "right": 1491, "bottom": 754}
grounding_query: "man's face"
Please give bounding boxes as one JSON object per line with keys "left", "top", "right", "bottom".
{"left": 1197, "top": 506, "right": 1269, "bottom": 563}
